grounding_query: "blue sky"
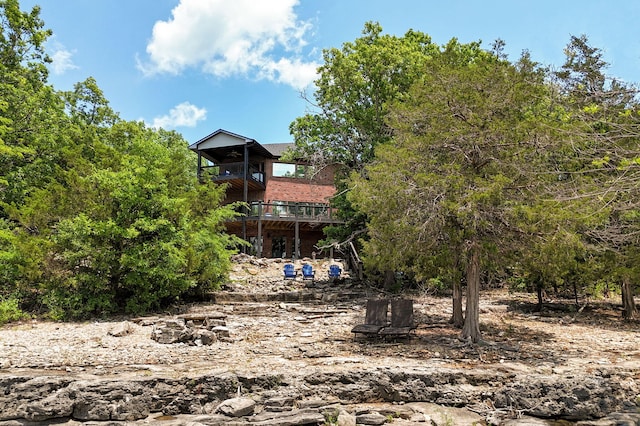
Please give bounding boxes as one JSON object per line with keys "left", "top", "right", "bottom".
{"left": 20, "top": 0, "right": 640, "bottom": 145}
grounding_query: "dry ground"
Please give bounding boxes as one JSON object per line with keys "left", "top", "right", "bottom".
{"left": 1, "top": 257, "right": 638, "bottom": 380}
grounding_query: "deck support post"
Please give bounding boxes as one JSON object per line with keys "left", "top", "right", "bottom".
{"left": 241, "top": 143, "right": 249, "bottom": 252}
{"left": 257, "top": 202, "right": 263, "bottom": 257}
{"left": 294, "top": 220, "right": 300, "bottom": 260}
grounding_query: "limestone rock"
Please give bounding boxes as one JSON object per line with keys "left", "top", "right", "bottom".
{"left": 263, "top": 396, "right": 295, "bottom": 412}
{"left": 210, "top": 325, "right": 231, "bottom": 338}
{"left": 108, "top": 321, "right": 134, "bottom": 337}
{"left": 151, "top": 319, "right": 192, "bottom": 344}
{"left": 216, "top": 397, "right": 256, "bottom": 417}
{"left": 204, "top": 317, "right": 227, "bottom": 328}
{"left": 21, "top": 392, "right": 74, "bottom": 421}
{"left": 576, "top": 411, "right": 640, "bottom": 426}
{"left": 250, "top": 408, "right": 326, "bottom": 425}
{"left": 297, "top": 396, "right": 340, "bottom": 409}
{"left": 494, "top": 375, "right": 629, "bottom": 419}
{"left": 500, "top": 416, "right": 557, "bottom": 425}
{"left": 356, "top": 411, "right": 387, "bottom": 425}
{"left": 405, "top": 402, "right": 483, "bottom": 426}
{"left": 195, "top": 329, "right": 218, "bottom": 345}
{"left": 336, "top": 409, "right": 356, "bottom": 426}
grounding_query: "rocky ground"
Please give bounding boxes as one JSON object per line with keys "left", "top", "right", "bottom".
{"left": 0, "top": 255, "right": 639, "bottom": 425}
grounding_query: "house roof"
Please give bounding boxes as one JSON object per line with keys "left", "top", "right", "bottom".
{"left": 188, "top": 129, "right": 256, "bottom": 151}
{"left": 189, "top": 129, "right": 295, "bottom": 161}
{"left": 263, "top": 143, "right": 294, "bottom": 158}
{"left": 189, "top": 129, "right": 273, "bottom": 161}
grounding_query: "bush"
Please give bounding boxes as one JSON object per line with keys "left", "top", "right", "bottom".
{"left": 35, "top": 124, "right": 242, "bottom": 319}
{"left": 0, "top": 297, "right": 29, "bottom": 325}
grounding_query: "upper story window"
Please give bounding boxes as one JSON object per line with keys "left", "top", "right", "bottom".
{"left": 272, "top": 162, "right": 314, "bottom": 178}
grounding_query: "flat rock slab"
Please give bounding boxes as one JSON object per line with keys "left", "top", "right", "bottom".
{"left": 216, "top": 397, "right": 256, "bottom": 417}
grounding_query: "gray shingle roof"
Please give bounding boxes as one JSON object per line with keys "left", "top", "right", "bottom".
{"left": 263, "top": 143, "right": 294, "bottom": 158}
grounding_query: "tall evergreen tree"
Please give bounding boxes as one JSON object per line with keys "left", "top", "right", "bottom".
{"left": 555, "top": 35, "right": 640, "bottom": 319}
{"left": 351, "top": 46, "right": 558, "bottom": 342}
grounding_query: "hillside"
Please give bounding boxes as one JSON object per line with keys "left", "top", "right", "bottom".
{"left": 0, "top": 255, "right": 638, "bottom": 425}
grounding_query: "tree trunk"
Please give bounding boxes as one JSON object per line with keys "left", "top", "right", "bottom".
{"left": 535, "top": 283, "right": 543, "bottom": 313}
{"left": 461, "top": 242, "right": 481, "bottom": 343}
{"left": 451, "top": 278, "right": 464, "bottom": 328}
{"left": 621, "top": 276, "right": 637, "bottom": 321}
{"left": 383, "top": 270, "right": 395, "bottom": 291}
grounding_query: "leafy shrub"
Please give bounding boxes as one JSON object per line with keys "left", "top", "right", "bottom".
{"left": 0, "top": 297, "right": 29, "bottom": 325}
{"left": 37, "top": 125, "right": 242, "bottom": 319}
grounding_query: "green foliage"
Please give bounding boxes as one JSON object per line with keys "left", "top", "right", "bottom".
{"left": 323, "top": 408, "right": 339, "bottom": 425}
{"left": 290, "top": 21, "right": 438, "bottom": 170}
{"left": 290, "top": 23, "right": 442, "bottom": 251}
{"left": 63, "top": 76, "right": 118, "bottom": 127}
{"left": 0, "top": 3, "right": 242, "bottom": 319}
{"left": 353, "top": 45, "right": 552, "bottom": 272}
{"left": 35, "top": 122, "right": 242, "bottom": 318}
{"left": 551, "top": 35, "right": 640, "bottom": 311}
{"left": 0, "top": 219, "right": 49, "bottom": 307}
{"left": 0, "top": 0, "right": 63, "bottom": 215}
{"left": 350, "top": 41, "right": 567, "bottom": 341}
{"left": 0, "top": 220, "right": 21, "bottom": 294}
{"left": 5, "top": 3, "right": 640, "bottom": 325}
{"left": 422, "top": 276, "right": 450, "bottom": 295}
{"left": 0, "top": 296, "right": 28, "bottom": 325}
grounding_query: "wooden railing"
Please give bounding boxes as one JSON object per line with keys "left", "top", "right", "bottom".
{"left": 348, "top": 241, "right": 364, "bottom": 280}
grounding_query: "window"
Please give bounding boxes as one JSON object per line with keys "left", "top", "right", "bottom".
{"left": 273, "top": 163, "right": 295, "bottom": 177}
{"left": 272, "top": 162, "right": 314, "bottom": 178}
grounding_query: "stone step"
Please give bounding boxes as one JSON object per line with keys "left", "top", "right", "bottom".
{"left": 209, "top": 290, "right": 364, "bottom": 304}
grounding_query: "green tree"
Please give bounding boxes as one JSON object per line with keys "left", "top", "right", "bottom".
{"left": 290, "top": 22, "right": 438, "bottom": 170}
{"left": 0, "top": 0, "right": 63, "bottom": 214}
{"left": 289, "top": 22, "right": 439, "bottom": 249}
{"left": 518, "top": 230, "right": 586, "bottom": 310}
{"left": 351, "top": 47, "right": 559, "bottom": 342}
{"left": 555, "top": 35, "right": 640, "bottom": 319}
{"left": 28, "top": 119, "right": 241, "bottom": 318}
{"left": 0, "top": 0, "right": 65, "bottom": 311}
{"left": 0, "top": 2, "right": 244, "bottom": 319}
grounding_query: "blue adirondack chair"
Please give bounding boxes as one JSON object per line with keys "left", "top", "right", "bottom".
{"left": 283, "top": 263, "right": 297, "bottom": 280}
{"left": 328, "top": 264, "right": 341, "bottom": 280}
{"left": 302, "top": 263, "right": 315, "bottom": 283}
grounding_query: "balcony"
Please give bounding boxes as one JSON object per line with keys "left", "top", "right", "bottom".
{"left": 199, "top": 162, "right": 265, "bottom": 190}
{"left": 247, "top": 201, "right": 341, "bottom": 224}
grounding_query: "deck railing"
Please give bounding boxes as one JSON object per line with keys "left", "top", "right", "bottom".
{"left": 200, "top": 162, "right": 265, "bottom": 184}
{"left": 248, "top": 201, "right": 339, "bottom": 221}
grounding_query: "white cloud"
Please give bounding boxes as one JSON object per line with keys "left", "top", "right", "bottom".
{"left": 151, "top": 102, "right": 207, "bottom": 129}
{"left": 138, "top": 0, "right": 318, "bottom": 90}
{"left": 260, "top": 57, "right": 319, "bottom": 90}
{"left": 50, "top": 47, "right": 78, "bottom": 75}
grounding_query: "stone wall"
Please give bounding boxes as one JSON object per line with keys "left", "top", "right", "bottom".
{"left": 0, "top": 366, "right": 637, "bottom": 424}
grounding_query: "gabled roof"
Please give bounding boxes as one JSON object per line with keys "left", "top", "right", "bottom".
{"left": 189, "top": 129, "right": 274, "bottom": 160}
{"left": 189, "top": 129, "right": 297, "bottom": 162}
{"left": 188, "top": 129, "right": 257, "bottom": 151}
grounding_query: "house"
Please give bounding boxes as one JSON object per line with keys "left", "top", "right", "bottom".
{"left": 189, "top": 129, "right": 342, "bottom": 259}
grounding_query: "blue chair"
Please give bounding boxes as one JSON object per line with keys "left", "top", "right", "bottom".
{"left": 302, "top": 263, "right": 315, "bottom": 284}
{"left": 328, "top": 264, "right": 341, "bottom": 280}
{"left": 283, "top": 263, "right": 297, "bottom": 280}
